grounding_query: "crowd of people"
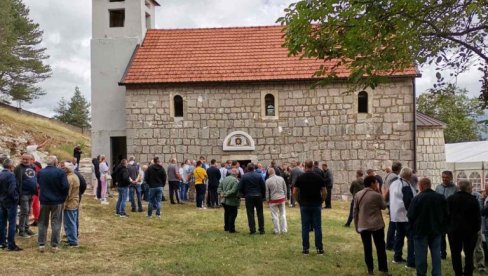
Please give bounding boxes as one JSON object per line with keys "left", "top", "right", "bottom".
{"left": 349, "top": 161, "right": 488, "bottom": 276}
{"left": 5, "top": 144, "right": 488, "bottom": 276}
{"left": 0, "top": 149, "right": 86, "bottom": 253}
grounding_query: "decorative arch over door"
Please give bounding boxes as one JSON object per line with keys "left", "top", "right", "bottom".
{"left": 223, "top": 131, "right": 255, "bottom": 151}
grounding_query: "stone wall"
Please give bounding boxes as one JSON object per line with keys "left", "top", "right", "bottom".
{"left": 125, "top": 80, "right": 415, "bottom": 195}
{"left": 416, "top": 126, "right": 446, "bottom": 185}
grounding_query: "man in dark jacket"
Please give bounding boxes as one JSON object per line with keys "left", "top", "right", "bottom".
{"left": 92, "top": 156, "right": 101, "bottom": 200}
{"left": 322, "top": 163, "right": 333, "bottom": 209}
{"left": 73, "top": 145, "right": 82, "bottom": 171}
{"left": 14, "top": 153, "right": 37, "bottom": 238}
{"left": 37, "top": 156, "right": 69, "bottom": 252}
{"left": 0, "top": 159, "right": 22, "bottom": 251}
{"left": 115, "top": 159, "right": 131, "bottom": 217}
{"left": 447, "top": 179, "right": 481, "bottom": 276}
{"left": 407, "top": 177, "right": 448, "bottom": 276}
{"left": 144, "top": 157, "right": 167, "bottom": 218}
{"left": 207, "top": 159, "right": 221, "bottom": 208}
{"left": 239, "top": 163, "right": 266, "bottom": 234}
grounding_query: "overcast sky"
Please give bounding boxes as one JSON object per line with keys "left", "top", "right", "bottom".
{"left": 22, "top": 0, "right": 482, "bottom": 117}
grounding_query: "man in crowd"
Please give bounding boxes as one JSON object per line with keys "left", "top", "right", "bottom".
{"left": 187, "top": 160, "right": 196, "bottom": 202}
{"left": 206, "top": 159, "right": 221, "bottom": 208}
{"left": 128, "top": 156, "right": 143, "bottom": 212}
{"left": 344, "top": 169, "right": 364, "bottom": 227}
{"left": 265, "top": 168, "right": 288, "bottom": 234}
{"left": 407, "top": 177, "right": 448, "bottom": 276}
{"left": 389, "top": 167, "right": 416, "bottom": 267}
{"left": 167, "top": 158, "right": 181, "bottom": 205}
{"left": 145, "top": 157, "right": 166, "bottom": 218}
{"left": 14, "top": 153, "right": 37, "bottom": 238}
{"left": 114, "top": 159, "right": 131, "bottom": 218}
{"left": 383, "top": 161, "right": 401, "bottom": 251}
{"left": 448, "top": 179, "right": 481, "bottom": 276}
{"left": 265, "top": 160, "right": 281, "bottom": 179}
{"left": 435, "top": 170, "right": 458, "bottom": 259}
{"left": 289, "top": 161, "right": 303, "bottom": 208}
{"left": 73, "top": 145, "right": 82, "bottom": 171}
{"left": 322, "top": 162, "right": 333, "bottom": 209}
{"left": 92, "top": 155, "right": 101, "bottom": 200}
{"left": 73, "top": 165, "right": 86, "bottom": 237}
{"left": 0, "top": 159, "right": 22, "bottom": 251}
{"left": 217, "top": 168, "right": 240, "bottom": 233}
{"left": 62, "top": 162, "right": 80, "bottom": 247}
{"left": 293, "top": 160, "right": 327, "bottom": 255}
{"left": 37, "top": 156, "right": 69, "bottom": 253}
{"left": 239, "top": 163, "right": 266, "bottom": 234}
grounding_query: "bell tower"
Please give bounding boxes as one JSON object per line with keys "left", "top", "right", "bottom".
{"left": 91, "top": 0, "right": 159, "bottom": 166}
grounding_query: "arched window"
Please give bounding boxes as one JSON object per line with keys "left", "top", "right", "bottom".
{"left": 174, "top": 95, "right": 183, "bottom": 117}
{"left": 469, "top": 172, "right": 481, "bottom": 192}
{"left": 265, "top": 94, "right": 275, "bottom": 116}
{"left": 358, "top": 91, "right": 368, "bottom": 113}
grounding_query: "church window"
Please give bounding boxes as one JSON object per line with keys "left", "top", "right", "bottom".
{"left": 358, "top": 91, "right": 368, "bottom": 113}
{"left": 265, "top": 94, "right": 275, "bottom": 116}
{"left": 174, "top": 95, "right": 183, "bottom": 117}
{"left": 109, "top": 9, "right": 125, "bottom": 28}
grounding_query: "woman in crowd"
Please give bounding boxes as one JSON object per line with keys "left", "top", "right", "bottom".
{"left": 99, "top": 155, "right": 109, "bottom": 205}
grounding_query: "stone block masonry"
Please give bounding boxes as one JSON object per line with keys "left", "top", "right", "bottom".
{"left": 126, "top": 79, "right": 416, "bottom": 196}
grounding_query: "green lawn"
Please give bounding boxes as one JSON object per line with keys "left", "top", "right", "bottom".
{"left": 2, "top": 195, "right": 456, "bottom": 275}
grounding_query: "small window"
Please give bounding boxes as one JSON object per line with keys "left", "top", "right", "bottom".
{"left": 145, "top": 13, "right": 151, "bottom": 30}
{"left": 109, "top": 0, "right": 124, "bottom": 2}
{"left": 265, "top": 94, "right": 275, "bottom": 116}
{"left": 145, "top": 0, "right": 151, "bottom": 7}
{"left": 457, "top": 171, "right": 467, "bottom": 183}
{"left": 174, "top": 95, "right": 183, "bottom": 117}
{"left": 109, "top": 9, "right": 125, "bottom": 28}
{"left": 358, "top": 91, "right": 368, "bottom": 113}
{"left": 469, "top": 172, "right": 481, "bottom": 192}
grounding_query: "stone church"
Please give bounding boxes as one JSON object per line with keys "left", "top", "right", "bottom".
{"left": 91, "top": 0, "right": 446, "bottom": 194}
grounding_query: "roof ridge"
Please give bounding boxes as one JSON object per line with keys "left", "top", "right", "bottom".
{"left": 148, "top": 25, "right": 283, "bottom": 32}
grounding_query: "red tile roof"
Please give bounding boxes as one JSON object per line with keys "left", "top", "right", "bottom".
{"left": 416, "top": 112, "right": 446, "bottom": 127}
{"left": 120, "top": 25, "right": 418, "bottom": 85}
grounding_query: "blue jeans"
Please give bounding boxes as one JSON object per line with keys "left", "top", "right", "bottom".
{"left": 129, "top": 185, "right": 143, "bottom": 211}
{"left": 414, "top": 234, "right": 441, "bottom": 276}
{"left": 300, "top": 205, "right": 323, "bottom": 251}
{"left": 116, "top": 187, "right": 129, "bottom": 215}
{"left": 63, "top": 209, "right": 78, "bottom": 245}
{"left": 394, "top": 222, "right": 415, "bottom": 266}
{"left": 148, "top": 187, "right": 163, "bottom": 216}
{"left": 0, "top": 204, "right": 18, "bottom": 248}
{"left": 179, "top": 182, "right": 189, "bottom": 201}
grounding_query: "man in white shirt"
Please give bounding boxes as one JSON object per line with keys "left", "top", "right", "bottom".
{"left": 389, "top": 167, "right": 417, "bottom": 267}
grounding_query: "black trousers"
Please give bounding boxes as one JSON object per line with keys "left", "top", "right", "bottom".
{"left": 345, "top": 200, "right": 354, "bottom": 226}
{"left": 325, "top": 186, "right": 332, "bottom": 208}
{"left": 168, "top": 181, "right": 180, "bottom": 203}
{"left": 448, "top": 232, "right": 478, "bottom": 276}
{"left": 360, "top": 228, "right": 389, "bottom": 273}
{"left": 245, "top": 196, "right": 264, "bottom": 233}
{"left": 441, "top": 233, "right": 448, "bottom": 258}
{"left": 208, "top": 186, "right": 219, "bottom": 207}
{"left": 386, "top": 212, "right": 396, "bottom": 250}
{"left": 96, "top": 177, "right": 102, "bottom": 199}
{"left": 223, "top": 203, "right": 238, "bottom": 232}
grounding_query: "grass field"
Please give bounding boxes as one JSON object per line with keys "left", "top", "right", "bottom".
{"left": 1, "top": 192, "right": 456, "bottom": 275}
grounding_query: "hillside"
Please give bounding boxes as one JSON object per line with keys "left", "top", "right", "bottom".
{"left": 0, "top": 107, "right": 91, "bottom": 162}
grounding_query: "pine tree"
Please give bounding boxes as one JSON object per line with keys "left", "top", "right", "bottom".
{"left": 53, "top": 87, "right": 91, "bottom": 129}
{"left": 0, "top": 0, "right": 51, "bottom": 107}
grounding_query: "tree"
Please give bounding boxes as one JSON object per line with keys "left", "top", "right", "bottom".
{"left": 0, "top": 0, "right": 51, "bottom": 107}
{"left": 277, "top": 0, "right": 488, "bottom": 103}
{"left": 417, "top": 84, "right": 484, "bottom": 143}
{"left": 54, "top": 87, "right": 91, "bottom": 129}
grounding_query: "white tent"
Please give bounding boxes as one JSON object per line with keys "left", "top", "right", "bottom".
{"left": 445, "top": 141, "right": 488, "bottom": 191}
